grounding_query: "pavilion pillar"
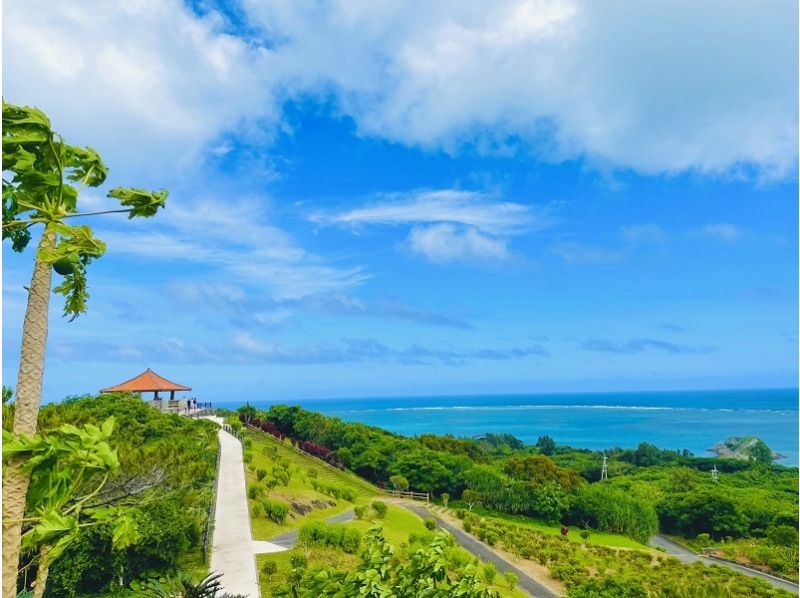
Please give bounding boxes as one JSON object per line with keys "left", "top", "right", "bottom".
{"left": 154, "top": 391, "right": 159, "bottom": 400}
{"left": 170, "top": 390, "right": 175, "bottom": 401}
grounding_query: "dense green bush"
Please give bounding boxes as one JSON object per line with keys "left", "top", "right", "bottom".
{"left": 277, "top": 526, "right": 497, "bottom": 598}
{"left": 371, "top": 500, "right": 388, "bottom": 518}
{"left": 298, "top": 522, "right": 362, "bottom": 553}
{"left": 39, "top": 394, "right": 218, "bottom": 597}
{"left": 263, "top": 499, "right": 290, "bottom": 524}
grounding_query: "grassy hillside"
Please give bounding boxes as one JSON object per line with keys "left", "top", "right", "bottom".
{"left": 243, "top": 425, "right": 527, "bottom": 597}
{"left": 243, "top": 426, "right": 376, "bottom": 539}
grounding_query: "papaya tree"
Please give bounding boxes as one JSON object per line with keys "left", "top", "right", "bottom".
{"left": 3, "top": 417, "right": 137, "bottom": 597}
{"left": 2, "top": 101, "right": 167, "bottom": 597}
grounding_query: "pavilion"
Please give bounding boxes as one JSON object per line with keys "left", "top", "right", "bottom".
{"left": 100, "top": 368, "right": 194, "bottom": 412}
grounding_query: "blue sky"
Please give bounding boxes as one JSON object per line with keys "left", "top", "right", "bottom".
{"left": 2, "top": 0, "right": 798, "bottom": 403}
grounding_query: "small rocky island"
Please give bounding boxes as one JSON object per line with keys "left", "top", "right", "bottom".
{"left": 709, "top": 435, "right": 785, "bottom": 461}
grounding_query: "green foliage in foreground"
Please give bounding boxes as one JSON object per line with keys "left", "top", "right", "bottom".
{"left": 276, "top": 525, "right": 499, "bottom": 598}
{"left": 33, "top": 394, "right": 218, "bottom": 597}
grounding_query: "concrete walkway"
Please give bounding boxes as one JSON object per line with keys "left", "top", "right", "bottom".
{"left": 650, "top": 535, "right": 798, "bottom": 594}
{"left": 206, "top": 420, "right": 286, "bottom": 597}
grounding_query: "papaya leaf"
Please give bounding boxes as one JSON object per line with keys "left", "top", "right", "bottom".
{"left": 107, "top": 187, "right": 168, "bottom": 218}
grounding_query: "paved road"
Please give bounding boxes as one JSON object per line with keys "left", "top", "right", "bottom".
{"left": 650, "top": 535, "right": 798, "bottom": 594}
{"left": 207, "top": 421, "right": 285, "bottom": 597}
{"left": 401, "top": 503, "right": 559, "bottom": 598}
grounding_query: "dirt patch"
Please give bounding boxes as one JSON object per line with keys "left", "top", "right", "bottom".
{"left": 289, "top": 498, "right": 337, "bottom": 516}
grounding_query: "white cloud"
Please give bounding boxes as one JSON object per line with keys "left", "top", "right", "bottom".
{"left": 694, "top": 223, "right": 749, "bottom": 243}
{"left": 5, "top": 0, "right": 795, "bottom": 180}
{"left": 408, "top": 224, "right": 511, "bottom": 263}
{"left": 244, "top": 0, "right": 797, "bottom": 178}
{"left": 551, "top": 241, "right": 621, "bottom": 264}
{"left": 310, "top": 189, "right": 544, "bottom": 234}
{"left": 311, "top": 189, "right": 545, "bottom": 262}
{"left": 3, "top": 0, "right": 277, "bottom": 179}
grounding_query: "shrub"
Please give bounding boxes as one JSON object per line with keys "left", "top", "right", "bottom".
{"left": 252, "top": 502, "right": 263, "bottom": 518}
{"left": 696, "top": 533, "right": 712, "bottom": 545}
{"left": 299, "top": 522, "right": 362, "bottom": 554}
{"left": 482, "top": 561, "right": 497, "bottom": 583}
{"left": 371, "top": 501, "right": 388, "bottom": 519}
{"left": 441, "top": 493, "right": 450, "bottom": 508}
{"left": 307, "top": 468, "right": 318, "bottom": 479}
{"left": 263, "top": 499, "right": 290, "bottom": 524}
{"left": 424, "top": 517, "right": 437, "bottom": 531}
{"left": 766, "top": 525, "right": 798, "bottom": 547}
{"left": 290, "top": 553, "right": 308, "bottom": 570}
{"left": 354, "top": 505, "right": 370, "bottom": 520}
{"left": 463, "top": 520, "right": 473, "bottom": 533}
{"left": 341, "top": 528, "right": 361, "bottom": 553}
{"left": 580, "top": 530, "right": 591, "bottom": 541}
{"left": 456, "top": 509, "right": 466, "bottom": 520}
{"left": 256, "top": 468, "right": 267, "bottom": 481}
{"left": 243, "top": 451, "right": 253, "bottom": 464}
{"left": 504, "top": 571, "right": 518, "bottom": 590}
{"left": 389, "top": 474, "right": 409, "bottom": 491}
{"left": 248, "top": 485, "right": 261, "bottom": 500}
{"left": 409, "top": 531, "right": 436, "bottom": 545}
{"left": 261, "top": 559, "right": 278, "bottom": 580}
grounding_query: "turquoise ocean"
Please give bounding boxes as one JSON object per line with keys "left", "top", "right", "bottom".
{"left": 236, "top": 388, "right": 799, "bottom": 466}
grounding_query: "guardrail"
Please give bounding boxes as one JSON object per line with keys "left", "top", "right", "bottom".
{"left": 202, "top": 438, "right": 222, "bottom": 564}
{"left": 384, "top": 489, "right": 430, "bottom": 502}
{"left": 222, "top": 423, "right": 245, "bottom": 445}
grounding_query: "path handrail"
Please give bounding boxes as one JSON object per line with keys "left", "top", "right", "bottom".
{"left": 202, "top": 437, "right": 222, "bottom": 564}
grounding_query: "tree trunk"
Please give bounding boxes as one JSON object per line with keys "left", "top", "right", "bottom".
{"left": 2, "top": 227, "right": 55, "bottom": 598}
{"left": 31, "top": 547, "right": 51, "bottom": 598}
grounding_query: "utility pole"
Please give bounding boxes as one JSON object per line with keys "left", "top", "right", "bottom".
{"left": 711, "top": 465, "right": 719, "bottom": 482}
{"left": 601, "top": 454, "right": 608, "bottom": 481}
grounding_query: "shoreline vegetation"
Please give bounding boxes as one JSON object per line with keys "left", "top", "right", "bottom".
{"left": 3, "top": 392, "right": 798, "bottom": 597}
{"left": 225, "top": 402, "right": 798, "bottom": 596}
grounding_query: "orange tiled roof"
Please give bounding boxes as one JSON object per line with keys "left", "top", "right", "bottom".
{"left": 100, "top": 368, "right": 191, "bottom": 393}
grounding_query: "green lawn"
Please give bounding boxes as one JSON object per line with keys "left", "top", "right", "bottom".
{"left": 450, "top": 501, "right": 653, "bottom": 551}
{"left": 244, "top": 427, "right": 377, "bottom": 539}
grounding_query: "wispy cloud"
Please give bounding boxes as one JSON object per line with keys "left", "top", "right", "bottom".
{"left": 45, "top": 333, "right": 551, "bottom": 366}
{"left": 99, "top": 197, "right": 365, "bottom": 299}
{"left": 169, "top": 281, "right": 473, "bottom": 329}
{"left": 693, "top": 223, "right": 749, "bottom": 243}
{"left": 621, "top": 223, "right": 668, "bottom": 244}
{"left": 310, "top": 189, "right": 549, "bottom": 264}
{"left": 580, "top": 337, "right": 716, "bottom": 355}
{"left": 551, "top": 241, "right": 621, "bottom": 264}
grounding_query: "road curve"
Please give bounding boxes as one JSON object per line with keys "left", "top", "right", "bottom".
{"left": 650, "top": 535, "right": 798, "bottom": 594}
{"left": 400, "top": 503, "right": 560, "bottom": 598}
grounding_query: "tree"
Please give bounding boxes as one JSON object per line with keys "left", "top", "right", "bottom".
{"left": 632, "top": 442, "right": 662, "bottom": 467}
{"left": 237, "top": 403, "right": 257, "bottom": 425}
{"left": 2, "top": 418, "right": 138, "bottom": 597}
{"left": 441, "top": 493, "right": 450, "bottom": 508}
{"left": 2, "top": 101, "right": 167, "bottom": 596}
{"left": 536, "top": 435, "right": 557, "bottom": 456}
{"left": 462, "top": 489, "right": 482, "bottom": 512}
{"left": 746, "top": 439, "right": 774, "bottom": 465}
